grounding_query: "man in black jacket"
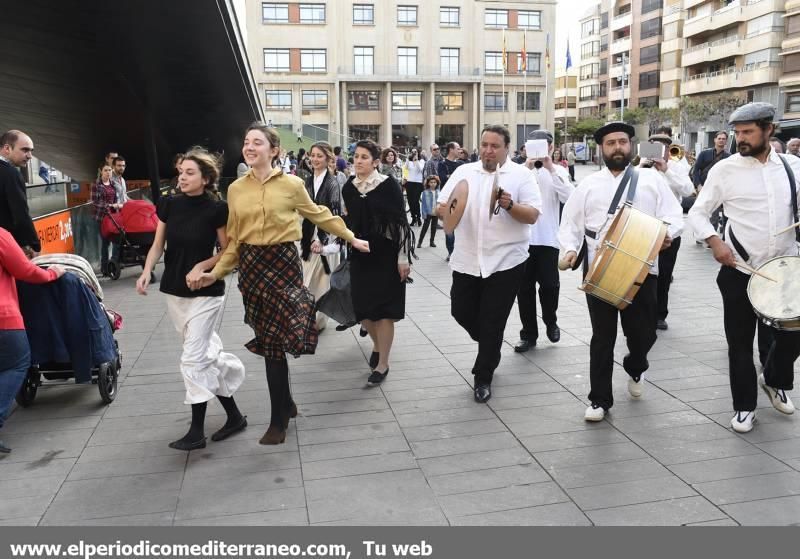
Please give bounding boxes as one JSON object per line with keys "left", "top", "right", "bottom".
{"left": 0, "top": 130, "right": 39, "bottom": 256}
{"left": 690, "top": 130, "right": 730, "bottom": 237}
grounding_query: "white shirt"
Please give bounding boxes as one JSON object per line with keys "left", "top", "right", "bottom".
{"left": 662, "top": 157, "right": 695, "bottom": 201}
{"left": 313, "top": 172, "right": 325, "bottom": 199}
{"left": 404, "top": 159, "right": 424, "bottom": 183}
{"left": 558, "top": 165, "right": 684, "bottom": 276}
{"left": 529, "top": 164, "right": 573, "bottom": 249}
{"left": 111, "top": 174, "right": 129, "bottom": 204}
{"left": 438, "top": 158, "right": 542, "bottom": 277}
{"left": 688, "top": 149, "right": 800, "bottom": 272}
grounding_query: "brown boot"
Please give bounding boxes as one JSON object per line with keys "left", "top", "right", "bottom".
{"left": 259, "top": 424, "right": 286, "bottom": 445}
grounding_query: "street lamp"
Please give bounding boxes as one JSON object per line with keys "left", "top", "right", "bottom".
{"left": 616, "top": 52, "right": 628, "bottom": 121}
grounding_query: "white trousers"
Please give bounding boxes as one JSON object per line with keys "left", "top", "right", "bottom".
{"left": 165, "top": 295, "right": 246, "bottom": 405}
{"left": 302, "top": 251, "right": 340, "bottom": 331}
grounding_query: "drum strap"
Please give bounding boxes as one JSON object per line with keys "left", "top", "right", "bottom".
{"left": 777, "top": 155, "right": 800, "bottom": 243}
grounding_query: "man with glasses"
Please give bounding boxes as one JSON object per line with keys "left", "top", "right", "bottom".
{"left": 423, "top": 143, "right": 443, "bottom": 181}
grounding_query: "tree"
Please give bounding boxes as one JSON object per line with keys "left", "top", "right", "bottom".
{"left": 643, "top": 107, "right": 676, "bottom": 135}
{"left": 677, "top": 92, "right": 744, "bottom": 132}
{"left": 569, "top": 117, "right": 605, "bottom": 140}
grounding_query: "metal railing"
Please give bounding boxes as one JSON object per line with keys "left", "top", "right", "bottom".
{"left": 686, "top": 60, "right": 781, "bottom": 81}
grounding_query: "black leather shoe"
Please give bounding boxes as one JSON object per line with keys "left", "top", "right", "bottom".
{"left": 430, "top": 242, "right": 436, "bottom": 247}
{"left": 474, "top": 384, "right": 492, "bottom": 403}
{"left": 656, "top": 319, "right": 668, "bottom": 331}
{"left": 0, "top": 440, "right": 10, "bottom": 453}
{"left": 369, "top": 351, "right": 379, "bottom": 369}
{"left": 359, "top": 327, "right": 368, "bottom": 337}
{"left": 514, "top": 339, "right": 535, "bottom": 353}
{"left": 546, "top": 324, "right": 561, "bottom": 343}
{"left": 168, "top": 437, "right": 207, "bottom": 451}
{"left": 211, "top": 416, "right": 247, "bottom": 442}
{"left": 367, "top": 368, "right": 389, "bottom": 385}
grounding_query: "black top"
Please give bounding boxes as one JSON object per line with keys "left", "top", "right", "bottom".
{"left": 0, "top": 159, "right": 40, "bottom": 251}
{"left": 157, "top": 194, "right": 228, "bottom": 298}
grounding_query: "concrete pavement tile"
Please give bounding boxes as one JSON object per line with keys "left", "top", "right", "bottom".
{"left": 757, "top": 437, "right": 800, "bottom": 460}
{"left": 607, "top": 410, "right": 712, "bottom": 432}
{"left": 488, "top": 391, "right": 578, "bottom": 411}
{"left": 302, "top": 451, "right": 418, "bottom": 480}
{"left": 0, "top": 518, "right": 41, "bottom": 526}
{"left": 0, "top": 475, "right": 63, "bottom": 500}
{"left": 640, "top": 437, "right": 761, "bottom": 465}
{"left": 721, "top": 495, "right": 800, "bottom": 526}
{"left": 402, "top": 418, "right": 508, "bottom": 443}
{"left": 175, "top": 507, "right": 309, "bottom": 526}
{"left": 503, "top": 417, "right": 608, "bottom": 438}
{"left": 40, "top": 512, "right": 175, "bottom": 526}
{"left": 389, "top": 395, "right": 475, "bottom": 415}
{"left": 625, "top": 422, "right": 734, "bottom": 445}
{"left": 692, "top": 471, "right": 800, "bottom": 505}
{"left": 294, "top": 388, "right": 384, "bottom": 405}
{"left": 566, "top": 476, "right": 697, "bottom": 510}
{"left": 409, "top": 432, "right": 519, "bottom": 459}
{"left": 535, "top": 442, "right": 649, "bottom": 469}
{"left": 600, "top": 397, "right": 692, "bottom": 418}
{"left": 417, "top": 447, "right": 534, "bottom": 477}
{"left": 668, "top": 454, "right": 791, "bottom": 484}
{"left": 300, "top": 435, "right": 409, "bottom": 462}
{"left": 295, "top": 409, "right": 396, "bottom": 430}
{"left": 586, "top": 496, "right": 728, "bottom": 526}
{"left": 548, "top": 458, "right": 671, "bottom": 489}
{"left": 0, "top": 495, "right": 53, "bottom": 521}
{"left": 0, "top": 457, "right": 76, "bottom": 480}
{"left": 298, "top": 422, "right": 402, "bottom": 446}
{"left": 181, "top": 469, "right": 303, "bottom": 494}
{"left": 0, "top": 415, "right": 101, "bottom": 434}
{"left": 439, "top": 481, "right": 568, "bottom": 517}
{"left": 298, "top": 397, "right": 389, "bottom": 416}
{"left": 67, "top": 454, "right": 187, "bottom": 481}
{"left": 43, "top": 492, "right": 179, "bottom": 523}
{"left": 183, "top": 451, "right": 300, "bottom": 479}
{"left": 0, "top": 429, "right": 94, "bottom": 463}
{"left": 174, "top": 487, "right": 307, "bottom": 521}
{"left": 395, "top": 406, "right": 495, "bottom": 428}
{"left": 685, "top": 518, "right": 739, "bottom": 526}
{"left": 380, "top": 384, "right": 465, "bottom": 402}
{"left": 519, "top": 427, "right": 626, "bottom": 453}
{"left": 450, "top": 502, "right": 591, "bottom": 526}
{"left": 427, "top": 463, "right": 550, "bottom": 496}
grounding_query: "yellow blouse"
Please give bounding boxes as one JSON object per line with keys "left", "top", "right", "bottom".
{"left": 212, "top": 167, "right": 354, "bottom": 279}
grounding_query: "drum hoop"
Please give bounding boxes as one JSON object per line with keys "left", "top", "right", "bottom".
{"left": 747, "top": 255, "right": 800, "bottom": 326}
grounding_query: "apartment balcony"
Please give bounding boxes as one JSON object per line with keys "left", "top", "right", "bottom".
{"left": 680, "top": 61, "right": 782, "bottom": 95}
{"left": 779, "top": 72, "right": 800, "bottom": 89}
{"left": 610, "top": 11, "right": 632, "bottom": 32}
{"left": 660, "top": 67, "right": 683, "bottom": 83}
{"left": 683, "top": 29, "right": 783, "bottom": 67}
{"left": 578, "top": 98, "right": 600, "bottom": 110}
{"left": 609, "top": 64, "right": 629, "bottom": 79}
{"left": 684, "top": 0, "right": 785, "bottom": 39}
{"left": 608, "top": 86, "right": 631, "bottom": 102}
{"left": 684, "top": 0, "right": 708, "bottom": 8}
{"left": 610, "top": 37, "right": 631, "bottom": 56}
{"left": 663, "top": 5, "right": 685, "bottom": 24}
{"left": 661, "top": 38, "right": 685, "bottom": 54}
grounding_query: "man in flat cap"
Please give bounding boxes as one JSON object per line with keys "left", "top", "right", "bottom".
{"left": 640, "top": 125, "right": 695, "bottom": 331}
{"left": 558, "top": 122, "right": 683, "bottom": 422}
{"left": 688, "top": 101, "right": 800, "bottom": 434}
{"left": 514, "top": 129, "right": 573, "bottom": 353}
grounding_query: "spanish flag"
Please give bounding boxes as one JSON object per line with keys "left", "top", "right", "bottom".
{"left": 502, "top": 29, "right": 507, "bottom": 73}
{"left": 521, "top": 30, "right": 527, "bottom": 73}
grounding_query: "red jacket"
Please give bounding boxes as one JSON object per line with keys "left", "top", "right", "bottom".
{"left": 0, "top": 227, "right": 58, "bottom": 330}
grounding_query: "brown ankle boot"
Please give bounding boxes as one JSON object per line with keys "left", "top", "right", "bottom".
{"left": 259, "top": 424, "right": 286, "bottom": 445}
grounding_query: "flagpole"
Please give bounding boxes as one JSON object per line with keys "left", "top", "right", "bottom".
{"left": 523, "top": 29, "right": 527, "bottom": 135}
{"left": 502, "top": 28, "right": 506, "bottom": 127}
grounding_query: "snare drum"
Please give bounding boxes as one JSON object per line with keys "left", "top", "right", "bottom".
{"left": 581, "top": 203, "right": 668, "bottom": 310}
{"left": 747, "top": 255, "right": 800, "bottom": 331}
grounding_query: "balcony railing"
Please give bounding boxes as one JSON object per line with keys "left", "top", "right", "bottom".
{"left": 336, "top": 65, "right": 486, "bottom": 77}
{"left": 686, "top": 60, "right": 781, "bottom": 81}
{"left": 685, "top": 34, "right": 741, "bottom": 53}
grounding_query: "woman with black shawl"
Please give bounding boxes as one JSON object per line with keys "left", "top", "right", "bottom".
{"left": 301, "top": 142, "right": 343, "bottom": 331}
{"left": 342, "top": 140, "right": 414, "bottom": 385}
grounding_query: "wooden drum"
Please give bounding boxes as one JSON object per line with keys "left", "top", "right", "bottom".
{"left": 581, "top": 203, "right": 668, "bottom": 310}
{"left": 747, "top": 256, "right": 800, "bottom": 331}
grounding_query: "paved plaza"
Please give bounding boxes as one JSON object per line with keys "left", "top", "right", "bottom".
{"left": 2, "top": 165, "right": 800, "bottom": 526}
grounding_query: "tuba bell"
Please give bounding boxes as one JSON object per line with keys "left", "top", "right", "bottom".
{"left": 669, "top": 144, "right": 684, "bottom": 161}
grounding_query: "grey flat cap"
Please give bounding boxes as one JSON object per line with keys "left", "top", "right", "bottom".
{"left": 529, "top": 129, "right": 554, "bottom": 143}
{"left": 728, "top": 102, "right": 776, "bottom": 125}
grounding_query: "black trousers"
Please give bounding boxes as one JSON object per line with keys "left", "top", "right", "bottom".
{"left": 656, "top": 236, "right": 682, "bottom": 321}
{"left": 451, "top": 263, "right": 525, "bottom": 385}
{"left": 405, "top": 181, "right": 423, "bottom": 222}
{"left": 586, "top": 274, "right": 658, "bottom": 410}
{"left": 568, "top": 165, "right": 575, "bottom": 182}
{"left": 717, "top": 266, "right": 800, "bottom": 411}
{"left": 418, "top": 215, "right": 438, "bottom": 245}
{"left": 517, "top": 245, "right": 560, "bottom": 342}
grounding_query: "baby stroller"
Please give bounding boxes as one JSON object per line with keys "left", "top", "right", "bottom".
{"left": 101, "top": 199, "right": 158, "bottom": 281}
{"left": 15, "top": 254, "right": 123, "bottom": 406}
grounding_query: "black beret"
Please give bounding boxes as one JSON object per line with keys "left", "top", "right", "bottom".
{"left": 728, "top": 102, "right": 776, "bottom": 125}
{"left": 528, "top": 129, "right": 554, "bottom": 143}
{"left": 594, "top": 121, "right": 635, "bottom": 144}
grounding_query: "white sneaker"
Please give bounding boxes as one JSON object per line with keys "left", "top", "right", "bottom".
{"left": 730, "top": 411, "right": 756, "bottom": 433}
{"left": 584, "top": 403, "right": 605, "bottom": 422}
{"left": 628, "top": 375, "right": 644, "bottom": 398}
{"left": 759, "top": 374, "right": 795, "bottom": 415}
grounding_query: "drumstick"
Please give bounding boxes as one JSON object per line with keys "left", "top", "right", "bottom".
{"left": 773, "top": 221, "right": 800, "bottom": 237}
{"left": 735, "top": 262, "right": 777, "bottom": 283}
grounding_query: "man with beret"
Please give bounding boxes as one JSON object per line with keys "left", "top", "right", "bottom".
{"left": 558, "top": 122, "right": 683, "bottom": 422}
{"left": 688, "top": 102, "right": 800, "bottom": 434}
{"left": 641, "top": 125, "right": 695, "bottom": 331}
{"left": 514, "top": 129, "right": 573, "bottom": 353}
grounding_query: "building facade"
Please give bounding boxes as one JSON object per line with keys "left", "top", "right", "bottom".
{"left": 781, "top": 0, "right": 800, "bottom": 132}
{"left": 554, "top": 68, "right": 578, "bottom": 135}
{"left": 245, "top": 0, "right": 557, "bottom": 151}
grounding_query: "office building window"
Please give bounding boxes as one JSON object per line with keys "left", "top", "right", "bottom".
{"left": 518, "top": 10, "right": 542, "bottom": 30}
{"left": 579, "top": 85, "right": 599, "bottom": 101}
{"left": 398, "top": 47, "right": 417, "bottom": 75}
{"left": 353, "top": 4, "right": 374, "bottom": 25}
{"left": 600, "top": 11, "right": 608, "bottom": 29}
{"left": 349, "top": 125, "right": 380, "bottom": 141}
{"left": 436, "top": 91, "right": 464, "bottom": 111}
{"left": 638, "top": 96, "right": 658, "bottom": 108}
{"left": 639, "top": 70, "right": 659, "bottom": 90}
{"left": 299, "top": 4, "right": 326, "bottom": 24}
{"left": 484, "top": 92, "right": 508, "bottom": 111}
{"left": 518, "top": 53, "right": 542, "bottom": 74}
{"left": 302, "top": 90, "right": 328, "bottom": 109}
{"left": 440, "top": 6, "right": 460, "bottom": 27}
{"left": 485, "top": 51, "right": 503, "bottom": 75}
{"left": 580, "top": 63, "right": 600, "bottom": 80}
{"left": 485, "top": 8, "right": 508, "bottom": 28}
{"left": 265, "top": 90, "right": 292, "bottom": 109}
{"left": 262, "top": 3, "right": 289, "bottom": 23}
{"left": 640, "top": 45, "right": 660, "bottom": 65}
{"left": 392, "top": 91, "right": 422, "bottom": 110}
{"left": 300, "top": 49, "right": 326, "bottom": 72}
{"left": 264, "top": 48, "right": 290, "bottom": 72}
{"left": 641, "top": 0, "right": 661, "bottom": 14}
{"left": 599, "top": 82, "right": 607, "bottom": 97}
{"left": 517, "top": 92, "right": 540, "bottom": 111}
{"left": 640, "top": 17, "right": 661, "bottom": 40}
{"left": 600, "top": 58, "right": 608, "bottom": 74}
{"left": 354, "top": 46, "right": 374, "bottom": 75}
{"left": 398, "top": 5, "right": 417, "bottom": 26}
{"left": 440, "top": 48, "right": 459, "bottom": 75}
{"left": 786, "top": 93, "right": 800, "bottom": 113}
{"left": 581, "top": 42, "right": 600, "bottom": 57}
{"left": 582, "top": 19, "right": 599, "bottom": 37}
{"left": 349, "top": 90, "right": 380, "bottom": 110}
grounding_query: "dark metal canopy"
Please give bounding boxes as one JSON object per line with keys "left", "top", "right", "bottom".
{"left": 0, "top": 0, "right": 263, "bottom": 182}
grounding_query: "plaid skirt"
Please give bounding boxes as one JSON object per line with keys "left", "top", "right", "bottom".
{"left": 238, "top": 243, "right": 318, "bottom": 359}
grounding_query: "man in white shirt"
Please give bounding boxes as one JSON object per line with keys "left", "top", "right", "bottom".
{"left": 688, "top": 102, "right": 800, "bottom": 434}
{"left": 559, "top": 122, "right": 684, "bottom": 422}
{"left": 111, "top": 156, "right": 130, "bottom": 205}
{"left": 514, "top": 130, "right": 573, "bottom": 353}
{"left": 438, "top": 125, "right": 542, "bottom": 403}
{"left": 643, "top": 127, "right": 696, "bottom": 331}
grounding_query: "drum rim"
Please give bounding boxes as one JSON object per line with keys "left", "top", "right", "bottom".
{"left": 746, "top": 255, "right": 800, "bottom": 323}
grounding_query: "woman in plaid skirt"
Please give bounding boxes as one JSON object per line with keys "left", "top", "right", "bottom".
{"left": 197, "top": 124, "right": 369, "bottom": 445}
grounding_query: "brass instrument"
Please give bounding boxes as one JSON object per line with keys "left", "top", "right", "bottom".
{"left": 669, "top": 144, "right": 684, "bottom": 161}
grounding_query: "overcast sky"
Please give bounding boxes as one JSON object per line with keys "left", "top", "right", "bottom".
{"left": 555, "top": 0, "right": 598, "bottom": 73}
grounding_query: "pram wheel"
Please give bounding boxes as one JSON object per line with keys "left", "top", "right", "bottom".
{"left": 97, "top": 361, "right": 118, "bottom": 404}
{"left": 107, "top": 260, "right": 121, "bottom": 280}
{"left": 15, "top": 368, "right": 41, "bottom": 407}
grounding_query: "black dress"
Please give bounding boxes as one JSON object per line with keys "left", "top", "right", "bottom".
{"left": 342, "top": 175, "right": 413, "bottom": 322}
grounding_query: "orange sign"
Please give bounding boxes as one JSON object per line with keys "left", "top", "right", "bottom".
{"left": 34, "top": 210, "right": 75, "bottom": 254}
